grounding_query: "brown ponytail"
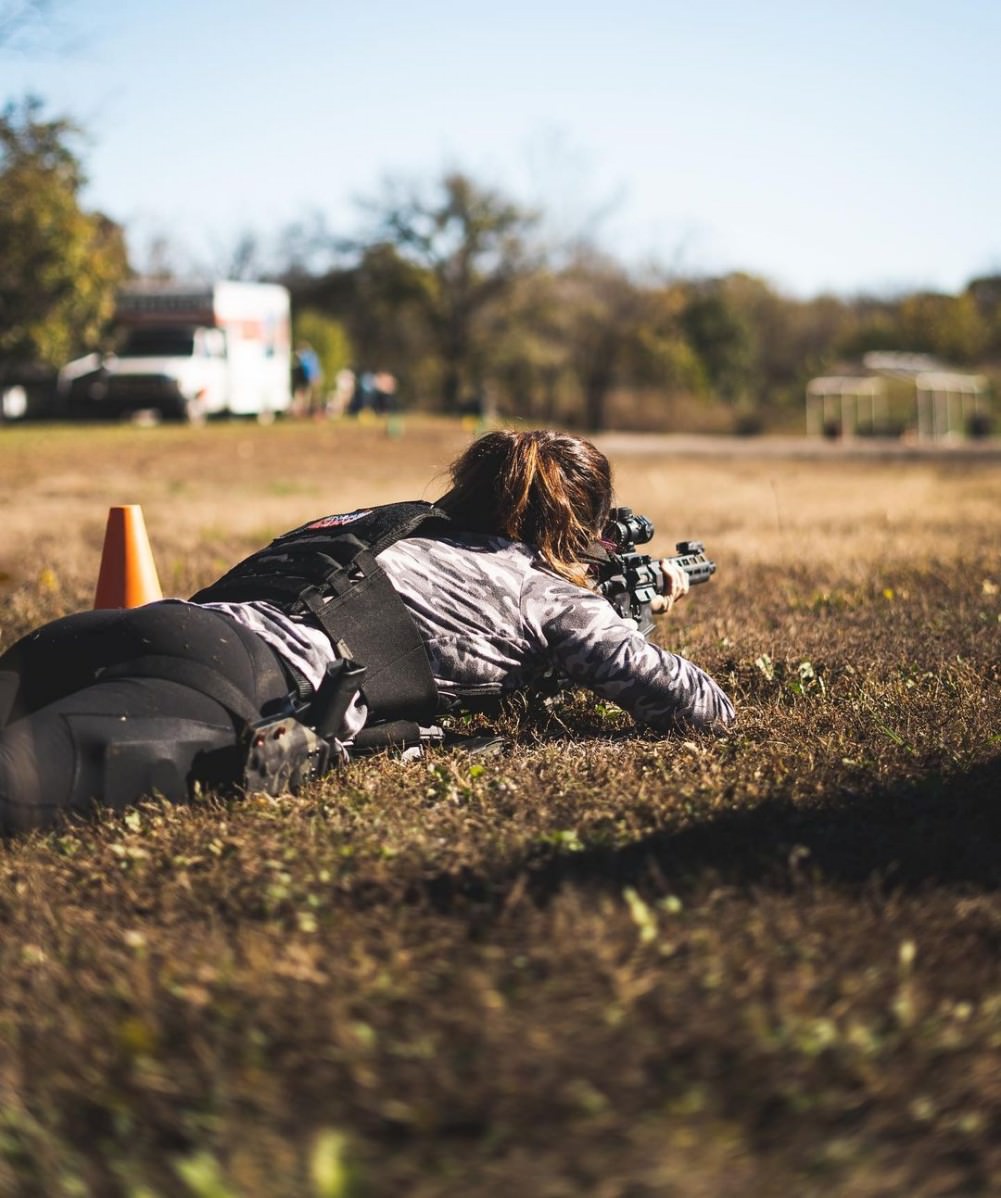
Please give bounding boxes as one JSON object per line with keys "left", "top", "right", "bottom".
{"left": 436, "top": 430, "right": 613, "bottom": 586}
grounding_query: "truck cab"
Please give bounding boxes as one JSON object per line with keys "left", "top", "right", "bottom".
{"left": 60, "top": 281, "right": 292, "bottom": 423}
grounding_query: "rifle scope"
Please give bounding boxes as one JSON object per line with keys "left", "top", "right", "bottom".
{"left": 603, "top": 507, "right": 654, "bottom": 550}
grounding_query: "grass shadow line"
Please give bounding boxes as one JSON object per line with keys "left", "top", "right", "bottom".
{"left": 420, "top": 755, "right": 1001, "bottom": 912}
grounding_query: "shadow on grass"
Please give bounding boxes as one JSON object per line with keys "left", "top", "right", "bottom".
{"left": 424, "top": 755, "right": 1001, "bottom": 911}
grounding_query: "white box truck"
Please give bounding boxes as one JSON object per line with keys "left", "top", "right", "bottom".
{"left": 61, "top": 280, "right": 293, "bottom": 423}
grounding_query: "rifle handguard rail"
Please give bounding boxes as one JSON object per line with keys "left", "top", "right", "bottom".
{"left": 596, "top": 508, "right": 717, "bottom": 635}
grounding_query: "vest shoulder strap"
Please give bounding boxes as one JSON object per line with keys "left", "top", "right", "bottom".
{"left": 189, "top": 501, "right": 452, "bottom": 724}
{"left": 281, "top": 501, "right": 451, "bottom": 556}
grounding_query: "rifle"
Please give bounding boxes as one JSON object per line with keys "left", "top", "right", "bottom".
{"left": 594, "top": 506, "right": 716, "bottom": 637}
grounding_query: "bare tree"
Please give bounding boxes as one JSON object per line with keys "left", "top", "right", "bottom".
{"left": 360, "top": 170, "right": 538, "bottom": 410}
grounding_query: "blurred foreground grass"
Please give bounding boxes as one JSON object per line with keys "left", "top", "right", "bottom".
{"left": 0, "top": 419, "right": 999, "bottom": 1196}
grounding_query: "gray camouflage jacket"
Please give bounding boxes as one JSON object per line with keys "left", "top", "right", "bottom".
{"left": 204, "top": 531, "right": 734, "bottom": 734}
{"left": 376, "top": 532, "right": 734, "bottom": 732}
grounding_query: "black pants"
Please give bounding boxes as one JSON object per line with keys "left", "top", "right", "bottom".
{"left": 0, "top": 602, "right": 293, "bottom": 833}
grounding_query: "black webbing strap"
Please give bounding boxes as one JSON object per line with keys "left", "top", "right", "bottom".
{"left": 98, "top": 655, "right": 263, "bottom": 726}
{"left": 302, "top": 547, "right": 438, "bottom": 725}
{"left": 188, "top": 502, "right": 447, "bottom": 727}
{"left": 351, "top": 720, "right": 426, "bottom": 753}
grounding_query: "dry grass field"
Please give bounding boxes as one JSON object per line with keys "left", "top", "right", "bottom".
{"left": 0, "top": 418, "right": 999, "bottom": 1197}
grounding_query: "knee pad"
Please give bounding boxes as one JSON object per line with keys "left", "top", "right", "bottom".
{"left": 64, "top": 713, "right": 236, "bottom": 816}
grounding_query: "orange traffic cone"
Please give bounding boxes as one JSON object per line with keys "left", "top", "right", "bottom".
{"left": 93, "top": 505, "right": 164, "bottom": 609}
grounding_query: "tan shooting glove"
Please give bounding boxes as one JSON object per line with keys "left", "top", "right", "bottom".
{"left": 650, "top": 560, "right": 690, "bottom": 615}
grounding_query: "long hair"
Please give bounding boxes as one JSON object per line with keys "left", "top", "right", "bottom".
{"left": 436, "top": 430, "right": 613, "bottom": 586}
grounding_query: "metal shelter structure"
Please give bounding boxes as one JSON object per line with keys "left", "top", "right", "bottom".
{"left": 805, "top": 376, "right": 887, "bottom": 438}
{"left": 807, "top": 353, "right": 990, "bottom": 440}
{"left": 914, "top": 372, "right": 988, "bottom": 440}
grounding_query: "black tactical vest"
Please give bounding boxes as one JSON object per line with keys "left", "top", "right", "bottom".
{"left": 191, "top": 501, "right": 452, "bottom": 723}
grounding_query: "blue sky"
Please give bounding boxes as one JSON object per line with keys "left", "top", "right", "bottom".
{"left": 3, "top": 0, "right": 999, "bottom": 297}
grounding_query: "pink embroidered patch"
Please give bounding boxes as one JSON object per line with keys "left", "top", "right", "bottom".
{"left": 306, "top": 509, "right": 372, "bottom": 530}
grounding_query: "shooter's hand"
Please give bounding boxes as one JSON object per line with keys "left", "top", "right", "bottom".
{"left": 650, "top": 560, "right": 690, "bottom": 615}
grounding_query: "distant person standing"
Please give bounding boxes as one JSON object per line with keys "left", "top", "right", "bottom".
{"left": 350, "top": 371, "right": 377, "bottom": 415}
{"left": 373, "top": 370, "right": 398, "bottom": 414}
{"left": 293, "top": 342, "right": 323, "bottom": 417}
{"left": 329, "top": 367, "right": 357, "bottom": 417}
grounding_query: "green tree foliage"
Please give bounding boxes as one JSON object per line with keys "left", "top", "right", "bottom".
{"left": 551, "top": 256, "right": 706, "bottom": 431}
{"left": 0, "top": 96, "right": 128, "bottom": 369}
{"left": 700, "top": 275, "right": 863, "bottom": 415}
{"left": 627, "top": 284, "right": 705, "bottom": 395}
{"left": 295, "top": 243, "right": 434, "bottom": 395}
{"left": 837, "top": 295, "right": 902, "bottom": 360}
{"left": 359, "top": 171, "right": 537, "bottom": 410}
{"left": 966, "top": 275, "right": 1001, "bottom": 359}
{"left": 479, "top": 267, "right": 575, "bottom": 424}
{"left": 486, "top": 257, "right": 703, "bottom": 431}
{"left": 281, "top": 168, "right": 996, "bottom": 431}
{"left": 559, "top": 255, "right": 645, "bottom": 431}
{"left": 897, "top": 291, "right": 987, "bottom": 364}
{"left": 680, "top": 280, "right": 757, "bottom": 405}
{"left": 292, "top": 309, "right": 353, "bottom": 388}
